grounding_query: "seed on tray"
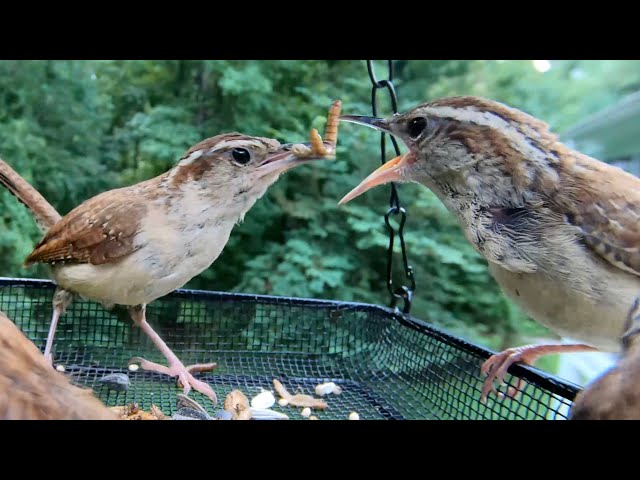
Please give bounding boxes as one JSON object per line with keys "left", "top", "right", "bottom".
{"left": 315, "top": 382, "right": 342, "bottom": 396}
{"left": 251, "top": 389, "right": 276, "bottom": 409}
{"left": 250, "top": 408, "right": 289, "bottom": 420}
{"left": 97, "top": 372, "right": 130, "bottom": 392}
{"left": 173, "top": 407, "right": 212, "bottom": 420}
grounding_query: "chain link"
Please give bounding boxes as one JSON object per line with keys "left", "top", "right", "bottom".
{"left": 366, "top": 60, "right": 416, "bottom": 314}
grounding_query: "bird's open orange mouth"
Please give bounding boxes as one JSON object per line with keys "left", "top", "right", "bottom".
{"left": 339, "top": 152, "right": 416, "bottom": 205}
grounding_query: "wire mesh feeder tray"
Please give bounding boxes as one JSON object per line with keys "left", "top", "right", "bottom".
{"left": 0, "top": 278, "right": 580, "bottom": 420}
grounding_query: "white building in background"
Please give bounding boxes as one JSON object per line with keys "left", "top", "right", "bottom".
{"left": 564, "top": 90, "right": 640, "bottom": 176}
{"left": 555, "top": 91, "right": 640, "bottom": 386}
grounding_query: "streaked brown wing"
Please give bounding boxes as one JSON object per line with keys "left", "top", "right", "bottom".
{"left": 25, "top": 188, "right": 147, "bottom": 266}
{"left": 562, "top": 153, "right": 640, "bottom": 277}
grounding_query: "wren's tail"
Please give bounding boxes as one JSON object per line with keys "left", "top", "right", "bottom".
{"left": 0, "top": 158, "right": 61, "bottom": 232}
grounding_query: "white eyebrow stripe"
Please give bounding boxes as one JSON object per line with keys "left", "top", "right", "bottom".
{"left": 206, "top": 139, "right": 266, "bottom": 153}
{"left": 422, "top": 106, "right": 550, "bottom": 166}
{"left": 178, "top": 149, "right": 203, "bottom": 167}
{"left": 423, "top": 106, "right": 512, "bottom": 131}
{"left": 176, "top": 139, "right": 268, "bottom": 170}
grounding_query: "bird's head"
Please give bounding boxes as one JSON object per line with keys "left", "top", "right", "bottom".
{"left": 338, "top": 96, "right": 559, "bottom": 206}
{"left": 165, "top": 132, "right": 335, "bottom": 215}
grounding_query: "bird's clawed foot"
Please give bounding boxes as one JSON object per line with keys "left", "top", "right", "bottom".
{"left": 480, "top": 343, "right": 598, "bottom": 402}
{"left": 480, "top": 346, "right": 535, "bottom": 402}
{"left": 129, "top": 356, "right": 218, "bottom": 405}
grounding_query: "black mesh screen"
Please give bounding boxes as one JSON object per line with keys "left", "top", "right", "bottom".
{"left": 0, "top": 278, "right": 580, "bottom": 420}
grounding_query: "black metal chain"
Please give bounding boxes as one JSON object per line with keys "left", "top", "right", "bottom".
{"left": 366, "top": 60, "right": 416, "bottom": 314}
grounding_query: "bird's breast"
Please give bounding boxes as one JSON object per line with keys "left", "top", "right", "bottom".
{"left": 489, "top": 256, "right": 640, "bottom": 352}
{"left": 134, "top": 208, "right": 234, "bottom": 300}
{"left": 53, "top": 202, "right": 236, "bottom": 307}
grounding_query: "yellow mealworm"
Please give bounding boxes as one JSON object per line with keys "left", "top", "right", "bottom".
{"left": 310, "top": 128, "right": 329, "bottom": 156}
{"left": 304, "top": 99, "right": 342, "bottom": 157}
{"left": 324, "top": 99, "right": 341, "bottom": 146}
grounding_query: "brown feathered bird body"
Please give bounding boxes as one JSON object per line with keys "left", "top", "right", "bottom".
{"left": 339, "top": 96, "right": 640, "bottom": 399}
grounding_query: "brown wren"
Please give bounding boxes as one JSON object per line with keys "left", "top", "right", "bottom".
{"left": 338, "top": 96, "right": 640, "bottom": 401}
{"left": 0, "top": 106, "right": 340, "bottom": 404}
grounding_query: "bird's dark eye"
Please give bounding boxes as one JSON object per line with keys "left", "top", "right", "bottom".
{"left": 407, "top": 117, "right": 428, "bottom": 139}
{"left": 232, "top": 148, "right": 251, "bottom": 165}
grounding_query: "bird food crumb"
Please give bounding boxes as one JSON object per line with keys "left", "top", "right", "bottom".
{"left": 251, "top": 389, "right": 276, "bottom": 409}
{"left": 224, "top": 390, "right": 252, "bottom": 420}
{"left": 273, "top": 379, "right": 328, "bottom": 409}
{"left": 110, "top": 403, "right": 166, "bottom": 420}
{"left": 315, "top": 381, "right": 342, "bottom": 396}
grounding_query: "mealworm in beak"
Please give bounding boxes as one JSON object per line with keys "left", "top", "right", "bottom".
{"left": 324, "top": 99, "right": 341, "bottom": 146}
{"left": 310, "top": 128, "right": 329, "bottom": 156}
{"left": 306, "top": 99, "right": 342, "bottom": 157}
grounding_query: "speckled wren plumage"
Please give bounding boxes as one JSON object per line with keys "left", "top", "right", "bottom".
{"left": 1, "top": 129, "right": 337, "bottom": 404}
{"left": 339, "top": 96, "right": 640, "bottom": 400}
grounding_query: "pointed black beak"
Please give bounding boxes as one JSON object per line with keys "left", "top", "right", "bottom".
{"left": 339, "top": 115, "right": 392, "bottom": 134}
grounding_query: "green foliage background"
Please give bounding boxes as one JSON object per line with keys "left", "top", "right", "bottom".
{"left": 2, "top": 60, "right": 639, "bottom": 368}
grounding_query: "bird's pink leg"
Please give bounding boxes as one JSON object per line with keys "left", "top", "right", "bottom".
{"left": 127, "top": 304, "right": 218, "bottom": 405}
{"left": 480, "top": 343, "right": 598, "bottom": 402}
{"left": 43, "top": 288, "right": 74, "bottom": 364}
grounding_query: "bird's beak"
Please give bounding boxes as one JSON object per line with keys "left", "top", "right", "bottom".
{"left": 338, "top": 152, "right": 416, "bottom": 205}
{"left": 256, "top": 143, "right": 331, "bottom": 178}
{"left": 339, "top": 115, "right": 392, "bottom": 134}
